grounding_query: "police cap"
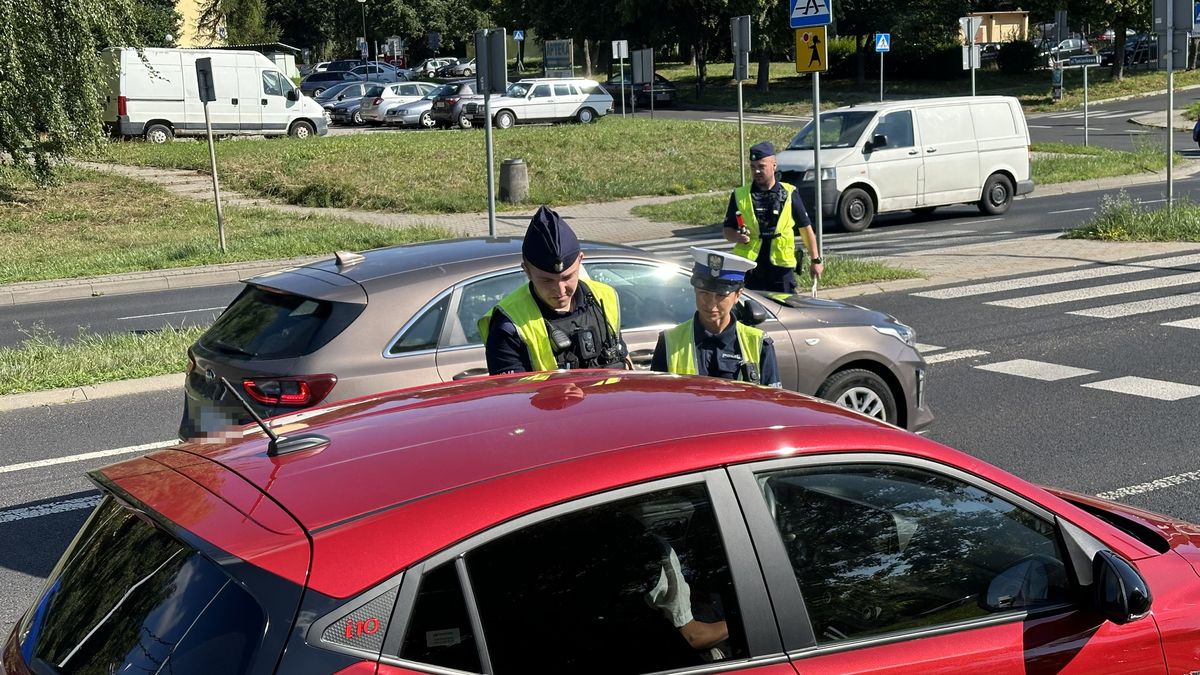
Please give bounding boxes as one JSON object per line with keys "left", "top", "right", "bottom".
{"left": 522, "top": 205, "right": 581, "bottom": 273}
{"left": 749, "top": 141, "right": 776, "bottom": 161}
{"left": 689, "top": 247, "right": 756, "bottom": 294}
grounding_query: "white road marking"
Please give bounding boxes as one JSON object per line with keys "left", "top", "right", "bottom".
{"left": 1071, "top": 127, "right": 1105, "bottom": 131}
{"left": 1047, "top": 207, "right": 1094, "bottom": 214}
{"left": 975, "top": 359, "right": 1097, "bottom": 381}
{"left": 0, "top": 495, "right": 101, "bottom": 524}
{"left": 923, "top": 349, "right": 989, "bottom": 364}
{"left": 916, "top": 343, "right": 944, "bottom": 353}
{"left": 1028, "top": 124, "right": 1053, "bottom": 129}
{"left": 914, "top": 253, "right": 1200, "bottom": 300}
{"left": 908, "top": 233, "right": 1060, "bottom": 257}
{"left": 1068, "top": 293, "right": 1200, "bottom": 318}
{"left": 1137, "top": 198, "right": 1168, "bottom": 205}
{"left": 0, "top": 440, "right": 176, "bottom": 475}
{"left": 1081, "top": 376, "right": 1200, "bottom": 401}
{"left": 1163, "top": 317, "right": 1200, "bottom": 330}
{"left": 987, "top": 271, "right": 1200, "bottom": 308}
{"left": 118, "top": 306, "right": 225, "bottom": 321}
{"left": 1098, "top": 470, "right": 1200, "bottom": 500}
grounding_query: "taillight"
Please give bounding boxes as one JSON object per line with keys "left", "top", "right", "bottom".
{"left": 372, "top": 97, "right": 383, "bottom": 105}
{"left": 242, "top": 374, "right": 337, "bottom": 407}
{"left": 446, "top": 96, "right": 460, "bottom": 105}
{"left": 117, "top": 95, "right": 127, "bottom": 116}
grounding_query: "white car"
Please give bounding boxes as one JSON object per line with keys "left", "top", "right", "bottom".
{"left": 463, "top": 78, "right": 614, "bottom": 128}
{"left": 360, "top": 81, "right": 439, "bottom": 124}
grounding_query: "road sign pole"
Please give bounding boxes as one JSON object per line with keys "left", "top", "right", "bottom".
{"left": 202, "top": 101, "right": 225, "bottom": 253}
{"left": 738, "top": 81, "right": 746, "bottom": 187}
{"left": 1168, "top": 6, "right": 1175, "bottom": 219}
{"left": 812, "top": 71, "right": 823, "bottom": 262}
{"left": 879, "top": 51, "right": 884, "bottom": 102}
{"left": 1083, "top": 64, "right": 1089, "bottom": 146}
{"left": 620, "top": 56, "right": 626, "bottom": 117}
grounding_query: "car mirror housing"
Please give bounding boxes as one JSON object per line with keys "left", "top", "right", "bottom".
{"left": 287, "top": 89, "right": 299, "bottom": 102}
{"left": 736, "top": 299, "right": 768, "bottom": 326}
{"left": 866, "top": 134, "right": 888, "bottom": 152}
{"left": 1092, "top": 550, "right": 1152, "bottom": 624}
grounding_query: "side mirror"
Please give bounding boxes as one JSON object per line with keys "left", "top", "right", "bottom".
{"left": 736, "top": 299, "right": 768, "bottom": 326}
{"left": 286, "top": 89, "right": 298, "bottom": 101}
{"left": 866, "top": 134, "right": 888, "bottom": 152}
{"left": 1092, "top": 550, "right": 1152, "bottom": 624}
{"left": 337, "top": 94, "right": 345, "bottom": 101}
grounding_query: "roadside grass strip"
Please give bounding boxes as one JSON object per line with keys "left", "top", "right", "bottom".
{"left": 91, "top": 118, "right": 797, "bottom": 215}
{"left": 1068, "top": 192, "right": 1200, "bottom": 241}
{"left": 0, "top": 326, "right": 202, "bottom": 395}
{"left": 0, "top": 165, "right": 451, "bottom": 283}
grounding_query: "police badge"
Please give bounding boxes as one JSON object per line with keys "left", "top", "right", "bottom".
{"left": 554, "top": 261, "right": 563, "bottom": 272}
{"left": 708, "top": 253, "right": 723, "bottom": 278}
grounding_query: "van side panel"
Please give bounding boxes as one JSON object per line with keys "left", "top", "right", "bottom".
{"left": 970, "top": 100, "right": 1030, "bottom": 195}
{"left": 915, "top": 105, "right": 981, "bottom": 205}
{"left": 120, "top": 49, "right": 186, "bottom": 137}
{"left": 864, "top": 108, "right": 922, "bottom": 212}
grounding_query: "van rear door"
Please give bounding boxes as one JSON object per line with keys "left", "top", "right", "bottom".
{"left": 914, "top": 104, "right": 981, "bottom": 205}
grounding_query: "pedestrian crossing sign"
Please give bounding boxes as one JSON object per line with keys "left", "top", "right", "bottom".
{"left": 795, "top": 26, "right": 828, "bottom": 73}
{"left": 875, "top": 33, "right": 890, "bottom": 52}
{"left": 789, "top": 0, "right": 832, "bottom": 28}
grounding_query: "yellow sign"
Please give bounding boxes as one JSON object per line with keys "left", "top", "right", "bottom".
{"left": 795, "top": 26, "right": 828, "bottom": 73}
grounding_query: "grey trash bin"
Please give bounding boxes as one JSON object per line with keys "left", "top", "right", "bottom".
{"left": 499, "top": 158, "right": 529, "bottom": 203}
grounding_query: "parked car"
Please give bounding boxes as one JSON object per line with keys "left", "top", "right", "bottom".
{"left": 13, "top": 367, "right": 1200, "bottom": 674}
{"left": 406, "top": 57, "right": 457, "bottom": 79}
{"left": 1042, "top": 37, "right": 1093, "bottom": 63}
{"left": 429, "top": 79, "right": 480, "bottom": 128}
{"left": 300, "top": 70, "right": 362, "bottom": 97}
{"left": 384, "top": 85, "right": 447, "bottom": 128}
{"left": 463, "top": 78, "right": 615, "bottom": 128}
{"left": 324, "top": 58, "right": 367, "bottom": 72}
{"left": 447, "top": 57, "right": 476, "bottom": 76}
{"left": 1099, "top": 34, "right": 1158, "bottom": 66}
{"left": 314, "top": 81, "right": 371, "bottom": 107}
{"left": 177, "top": 238, "right": 931, "bottom": 440}
{"left": 349, "top": 62, "right": 404, "bottom": 82}
{"left": 602, "top": 72, "right": 677, "bottom": 107}
{"left": 360, "top": 81, "right": 439, "bottom": 124}
{"left": 327, "top": 96, "right": 365, "bottom": 125}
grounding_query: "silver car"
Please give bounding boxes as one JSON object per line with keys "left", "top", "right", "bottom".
{"left": 180, "top": 239, "right": 931, "bottom": 438}
{"left": 384, "top": 85, "right": 448, "bottom": 127}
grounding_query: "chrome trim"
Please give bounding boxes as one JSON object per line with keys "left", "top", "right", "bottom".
{"left": 382, "top": 286, "right": 455, "bottom": 359}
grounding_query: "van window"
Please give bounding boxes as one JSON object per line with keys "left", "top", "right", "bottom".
{"left": 262, "top": 71, "right": 286, "bottom": 97}
{"left": 916, "top": 105, "right": 974, "bottom": 145}
{"left": 788, "top": 110, "right": 875, "bottom": 150}
{"left": 971, "top": 102, "right": 1018, "bottom": 140}
{"left": 873, "top": 110, "right": 914, "bottom": 148}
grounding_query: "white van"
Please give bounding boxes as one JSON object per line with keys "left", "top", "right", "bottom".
{"left": 104, "top": 48, "right": 328, "bottom": 143}
{"left": 776, "top": 96, "right": 1033, "bottom": 232}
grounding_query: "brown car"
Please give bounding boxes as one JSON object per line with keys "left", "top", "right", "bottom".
{"left": 179, "top": 238, "right": 932, "bottom": 438}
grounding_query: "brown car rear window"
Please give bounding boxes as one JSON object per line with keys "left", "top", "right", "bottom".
{"left": 199, "top": 286, "right": 364, "bottom": 360}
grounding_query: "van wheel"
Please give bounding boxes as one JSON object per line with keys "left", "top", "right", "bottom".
{"left": 495, "top": 110, "right": 515, "bottom": 129}
{"left": 288, "top": 120, "right": 315, "bottom": 139}
{"left": 144, "top": 123, "right": 173, "bottom": 144}
{"left": 419, "top": 111, "right": 436, "bottom": 129}
{"left": 837, "top": 187, "right": 875, "bottom": 232}
{"left": 816, "top": 369, "right": 897, "bottom": 425}
{"left": 978, "top": 173, "right": 1014, "bottom": 215}
{"left": 577, "top": 107, "right": 596, "bottom": 124}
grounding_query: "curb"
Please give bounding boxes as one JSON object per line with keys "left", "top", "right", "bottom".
{"left": 0, "top": 373, "right": 184, "bottom": 413}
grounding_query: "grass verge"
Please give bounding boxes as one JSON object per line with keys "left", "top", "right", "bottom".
{"left": 0, "top": 165, "right": 450, "bottom": 283}
{"left": 633, "top": 143, "right": 1172, "bottom": 227}
{"left": 0, "top": 326, "right": 201, "bottom": 395}
{"left": 798, "top": 256, "right": 923, "bottom": 288}
{"left": 91, "top": 118, "right": 796, "bottom": 215}
{"left": 1067, "top": 192, "right": 1200, "bottom": 240}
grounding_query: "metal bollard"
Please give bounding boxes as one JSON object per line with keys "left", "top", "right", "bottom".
{"left": 499, "top": 158, "right": 529, "bottom": 203}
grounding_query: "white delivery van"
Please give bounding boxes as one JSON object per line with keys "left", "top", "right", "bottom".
{"left": 103, "top": 47, "right": 328, "bottom": 143}
{"left": 775, "top": 96, "right": 1033, "bottom": 232}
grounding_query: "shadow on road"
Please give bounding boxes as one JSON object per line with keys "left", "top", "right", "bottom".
{"left": 0, "top": 490, "right": 97, "bottom": 578}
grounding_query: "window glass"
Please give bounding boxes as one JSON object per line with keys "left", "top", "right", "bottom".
{"left": 873, "top": 110, "right": 914, "bottom": 148}
{"left": 787, "top": 111, "right": 876, "bottom": 150}
{"left": 400, "top": 83, "right": 419, "bottom": 96}
{"left": 398, "top": 562, "right": 481, "bottom": 672}
{"left": 554, "top": 84, "right": 572, "bottom": 96}
{"left": 262, "top": 71, "right": 284, "bottom": 96}
{"left": 757, "top": 464, "right": 1069, "bottom": 644}
{"left": 390, "top": 295, "right": 449, "bottom": 355}
{"left": 466, "top": 484, "right": 748, "bottom": 674}
{"left": 531, "top": 84, "right": 552, "bottom": 98}
{"left": 198, "top": 287, "right": 363, "bottom": 359}
{"left": 448, "top": 272, "right": 525, "bottom": 347}
{"left": 585, "top": 263, "right": 695, "bottom": 331}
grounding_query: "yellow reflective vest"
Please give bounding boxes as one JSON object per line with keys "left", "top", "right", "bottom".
{"left": 662, "top": 318, "right": 764, "bottom": 382}
{"left": 479, "top": 280, "right": 621, "bottom": 372}
{"left": 731, "top": 182, "right": 799, "bottom": 268}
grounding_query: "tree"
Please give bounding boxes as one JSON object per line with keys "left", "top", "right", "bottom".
{"left": 0, "top": 0, "right": 139, "bottom": 182}
{"left": 198, "top": 0, "right": 280, "bottom": 45}
{"left": 132, "top": 0, "right": 183, "bottom": 47}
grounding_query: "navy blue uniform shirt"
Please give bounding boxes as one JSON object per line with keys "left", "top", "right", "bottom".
{"left": 651, "top": 313, "right": 780, "bottom": 386}
{"left": 723, "top": 179, "right": 812, "bottom": 294}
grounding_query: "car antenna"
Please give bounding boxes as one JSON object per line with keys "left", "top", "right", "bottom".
{"left": 220, "top": 377, "right": 330, "bottom": 456}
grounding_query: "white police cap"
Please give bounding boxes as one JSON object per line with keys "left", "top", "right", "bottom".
{"left": 688, "top": 247, "right": 756, "bottom": 293}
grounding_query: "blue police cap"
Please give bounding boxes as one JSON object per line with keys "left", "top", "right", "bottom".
{"left": 689, "top": 247, "right": 756, "bottom": 294}
{"left": 522, "top": 205, "right": 581, "bottom": 273}
{"left": 749, "top": 141, "right": 776, "bottom": 161}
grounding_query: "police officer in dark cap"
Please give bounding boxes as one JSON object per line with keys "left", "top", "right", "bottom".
{"left": 723, "top": 141, "right": 822, "bottom": 294}
{"left": 479, "top": 205, "right": 630, "bottom": 375}
{"left": 650, "top": 247, "right": 780, "bottom": 386}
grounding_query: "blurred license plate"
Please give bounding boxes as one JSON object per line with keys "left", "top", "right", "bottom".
{"left": 435, "top": 101, "right": 446, "bottom": 108}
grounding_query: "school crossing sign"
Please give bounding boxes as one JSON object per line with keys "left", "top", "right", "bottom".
{"left": 789, "top": 0, "right": 832, "bottom": 28}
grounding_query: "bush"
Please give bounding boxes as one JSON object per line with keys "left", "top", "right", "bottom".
{"left": 997, "top": 41, "right": 1040, "bottom": 74}
{"left": 886, "top": 42, "right": 964, "bottom": 80}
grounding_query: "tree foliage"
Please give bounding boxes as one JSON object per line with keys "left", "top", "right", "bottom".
{"left": 198, "top": 0, "right": 280, "bottom": 45}
{"left": 0, "top": 0, "right": 138, "bottom": 182}
{"left": 131, "top": 0, "right": 183, "bottom": 47}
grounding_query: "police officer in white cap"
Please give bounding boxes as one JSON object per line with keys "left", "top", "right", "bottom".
{"left": 650, "top": 247, "right": 780, "bottom": 386}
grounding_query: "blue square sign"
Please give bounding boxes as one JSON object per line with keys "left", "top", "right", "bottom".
{"left": 875, "top": 33, "right": 890, "bottom": 52}
{"left": 789, "top": 0, "right": 832, "bottom": 28}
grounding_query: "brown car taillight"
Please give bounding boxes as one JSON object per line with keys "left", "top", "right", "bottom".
{"left": 243, "top": 374, "right": 337, "bottom": 407}
{"left": 117, "top": 95, "right": 127, "bottom": 116}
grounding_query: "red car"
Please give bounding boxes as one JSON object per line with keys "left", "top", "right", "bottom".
{"left": 5, "top": 372, "right": 1196, "bottom": 674}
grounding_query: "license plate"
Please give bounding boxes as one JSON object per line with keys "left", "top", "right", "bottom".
{"left": 435, "top": 101, "right": 446, "bottom": 108}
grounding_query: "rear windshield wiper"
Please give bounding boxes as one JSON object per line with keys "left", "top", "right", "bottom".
{"left": 205, "top": 340, "right": 257, "bottom": 358}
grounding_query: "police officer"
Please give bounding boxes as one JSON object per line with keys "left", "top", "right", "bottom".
{"left": 480, "top": 205, "right": 630, "bottom": 375}
{"left": 723, "top": 141, "right": 823, "bottom": 293}
{"left": 650, "top": 247, "right": 780, "bottom": 387}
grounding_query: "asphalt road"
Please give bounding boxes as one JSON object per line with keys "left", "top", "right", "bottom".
{"left": 1025, "top": 89, "right": 1200, "bottom": 152}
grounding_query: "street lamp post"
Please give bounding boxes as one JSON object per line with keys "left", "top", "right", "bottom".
{"left": 357, "top": 0, "right": 368, "bottom": 66}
